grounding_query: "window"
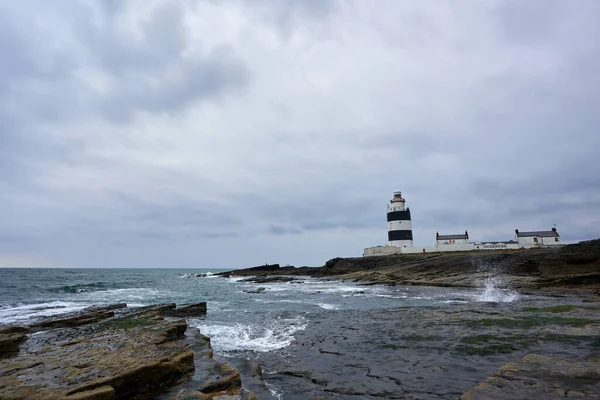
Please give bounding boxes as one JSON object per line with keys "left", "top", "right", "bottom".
{"left": 555, "top": 237, "right": 559, "bottom": 242}
{"left": 533, "top": 237, "right": 538, "bottom": 243}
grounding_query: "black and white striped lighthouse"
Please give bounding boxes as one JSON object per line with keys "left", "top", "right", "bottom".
{"left": 387, "top": 190, "right": 414, "bottom": 247}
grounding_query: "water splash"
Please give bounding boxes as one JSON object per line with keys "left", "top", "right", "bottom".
{"left": 475, "top": 276, "right": 519, "bottom": 302}
{"left": 193, "top": 315, "right": 307, "bottom": 353}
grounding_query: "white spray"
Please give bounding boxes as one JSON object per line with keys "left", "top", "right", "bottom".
{"left": 475, "top": 275, "right": 519, "bottom": 302}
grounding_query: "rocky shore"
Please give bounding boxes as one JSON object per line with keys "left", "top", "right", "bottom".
{"left": 0, "top": 303, "right": 267, "bottom": 400}
{"left": 219, "top": 238, "right": 600, "bottom": 294}
{"left": 212, "top": 238, "right": 600, "bottom": 398}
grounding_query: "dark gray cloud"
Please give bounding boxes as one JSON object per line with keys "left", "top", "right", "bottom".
{"left": 0, "top": 0, "right": 599, "bottom": 267}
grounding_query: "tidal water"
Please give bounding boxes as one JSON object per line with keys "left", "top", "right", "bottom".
{"left": 0, "top": 268, "right": 597, "bottom": 399}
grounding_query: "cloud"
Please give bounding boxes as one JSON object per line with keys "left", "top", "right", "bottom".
{"left": 0, "top": 0, "right": 598, "bottom": 268}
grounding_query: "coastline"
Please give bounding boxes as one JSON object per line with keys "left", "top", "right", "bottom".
{"left": 219, "top": 238, "right": 600, "bottom": 295}
{"left": 1, "top": 240, "right": 599, "bottom": 399}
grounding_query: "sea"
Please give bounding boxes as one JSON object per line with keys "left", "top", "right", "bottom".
{"left": 0, "top": 268, "right": 596, "bottom": 399}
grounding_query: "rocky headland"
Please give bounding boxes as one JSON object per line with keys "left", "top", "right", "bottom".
{"left": 212, "top": 238, "right": 600, "bottom": 398}
{"left": 219, "top": 238, "right": 600, "bottom": 294}
{"left": 0, "top": 303, "right": 267, "bottom": 400}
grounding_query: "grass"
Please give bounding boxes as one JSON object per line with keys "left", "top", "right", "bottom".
{"left": 98, "top": 315, "right": 153, "bottom": 330}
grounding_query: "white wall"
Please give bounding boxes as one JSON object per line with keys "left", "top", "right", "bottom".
{"left": 542, "top": 236, "right": 561, "bottom": 246}
{"left": 363, "top": 246, "right": 403, "bottom": 256}
{"left": 364, "top": 241, "right": 526, "bottom": 256}
{"left": 435, "top": 243, "right": 475, "bottom": 251}
{"left": 474, "top": 242, "right": 520, "bottom": 250}
{"left": 388, "top": 220, "right": 412, "bottom": 231}
{"left": 389, "top": 240, "right": 414, "bottom": 248}
{"left": 436, "top": 238, "right": 468, "bottom": 245}
{"left": 518, "top": 236, "right": 561, "bottom": 248}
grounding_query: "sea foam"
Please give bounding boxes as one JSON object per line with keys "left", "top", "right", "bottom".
{"left": 193, "top": 316, "right": 307, "bottom": 353}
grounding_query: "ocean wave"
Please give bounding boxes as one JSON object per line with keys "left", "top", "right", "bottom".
{"left": 78, "top": 288, "right": 175, "bottom": 303}
{"left": 0, "top": 301, "right": 89, "bottom": 325}
{"left": 194, "top": 316, "right": 307, "bottom": 353}
{"left": 48, "top": 282, "right": 112, "bottom": 294}
{"left": 316, "top": 303, "right": 340, "bottom": 310}
{"left": 374, "top": 294, "right": 408, "bottom": 299}
{"left": 180, "top": 272, "right": 219, "bottom": 278}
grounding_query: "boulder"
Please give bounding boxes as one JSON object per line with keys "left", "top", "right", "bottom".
{"left": 129, "top": 303, "right": 177, "bottom": 316}
{"left": 0, "top": 333, "right": 28, "bottom": 355}
{"left": 0, "top": 313, "right": 195, "bottom": 399}
{"left": 0, "top": 326, "right": 30, "bottom": 335}
{"left": 171, "top": 302, "right": 208, "bottom": 318}
{"left": 199, "top": 363, "right": 242, "bottom": 396}
{"left": 460, "top": 353, "right": 600, "bottom": 399}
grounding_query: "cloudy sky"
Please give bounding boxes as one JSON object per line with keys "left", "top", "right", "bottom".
{"left": 1, "top": 0, "right": 599, "bottom": 268}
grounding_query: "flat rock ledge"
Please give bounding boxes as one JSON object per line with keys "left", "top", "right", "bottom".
{"left": 461, "top": 353, "right": 600, "bottom": 399}
{"left": 0, "top": 302, "right": 247, "bottom": 400}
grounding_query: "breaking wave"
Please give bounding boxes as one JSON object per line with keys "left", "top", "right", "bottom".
{"left": 316, "top": 303, "right": 340, "bottom": 310}
{"left": 475, "top": 276, "right": 519, "bottom": 302}
{"left": 194, "top": 316, "right": 307, "bottom": 353}
{"left": 0, "top": 301, "right": 89, "bottom": 324}
{"left": 49, "top": 282, "right": 113, "bottom": 293}
{"left": 180, "top": 272, "right": 219, "bottom": 278}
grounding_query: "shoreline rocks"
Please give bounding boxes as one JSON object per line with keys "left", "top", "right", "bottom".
{"left": 460, "top": 353, "right": 600, "bottom": 399}
{"left": 222, "top": 238, "right": 600, "bottom": 292}
{"left": 0, "top": 303, "right": 245, "bottom": 400}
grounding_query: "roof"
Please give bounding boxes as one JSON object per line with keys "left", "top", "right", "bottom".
{"left": 437, "top": 234, "right": 468, "bottom": 240}
{"left": 516, "top": 230, "right": 559, "bottom": 238}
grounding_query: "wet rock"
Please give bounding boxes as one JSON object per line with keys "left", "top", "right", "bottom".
{"left": 170, "top": 389, "right": 211, "bottom": 399}
{"left": 26, "top": 304, "right": 127, "bottom": 331}
{"left": 0, "top": 312, "right": 195, "bottom": 399}
{"left": 241, "top": 276, "right": 297, "bottom": 284}
{"left": 171, "top": 302, "right": 208, "bottom": 318}
{"left": 0, "top": 326, "right": 29, "bottom": 335}
{"left": 243, "top": 287, "right": 266, "bottom": 294}
{"left": 129, "top": 303, "right": 177, "bottom": 316}
{"left": 583, "top": 297, "right": 600, "bottom": 303}
{"left": 460, "top": 354, "right": 600, "bottom": 399}
{"left": 219, "top": 238, "right": 600, "bottom": 291}
{"left": 199, "top": 363, "right": 242, "bottom": 395}
{"left": 93, "top": 303, "right": 127, "bottom": 311}
{"left": 223, "top": 358, "right": 275, "bottom": 400}
{"left": 156, "top": 328, "right": 244, "bottom": 400}
{"left": 0, "top": 333, "right": 28, "bottom": 355}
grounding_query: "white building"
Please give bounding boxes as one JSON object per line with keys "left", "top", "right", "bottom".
{"left": 436, "top": 231, "right": 469, "bottom": 245}
{"left": 363, "top": 190, "right": 562, "bottom": 256}
{"left": 515, "top": 228, "right": 561, "bottom": 248}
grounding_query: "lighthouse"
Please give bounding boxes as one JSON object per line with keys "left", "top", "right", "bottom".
{"left": 387, "top": 190, "right": 414, "bottom": 247}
